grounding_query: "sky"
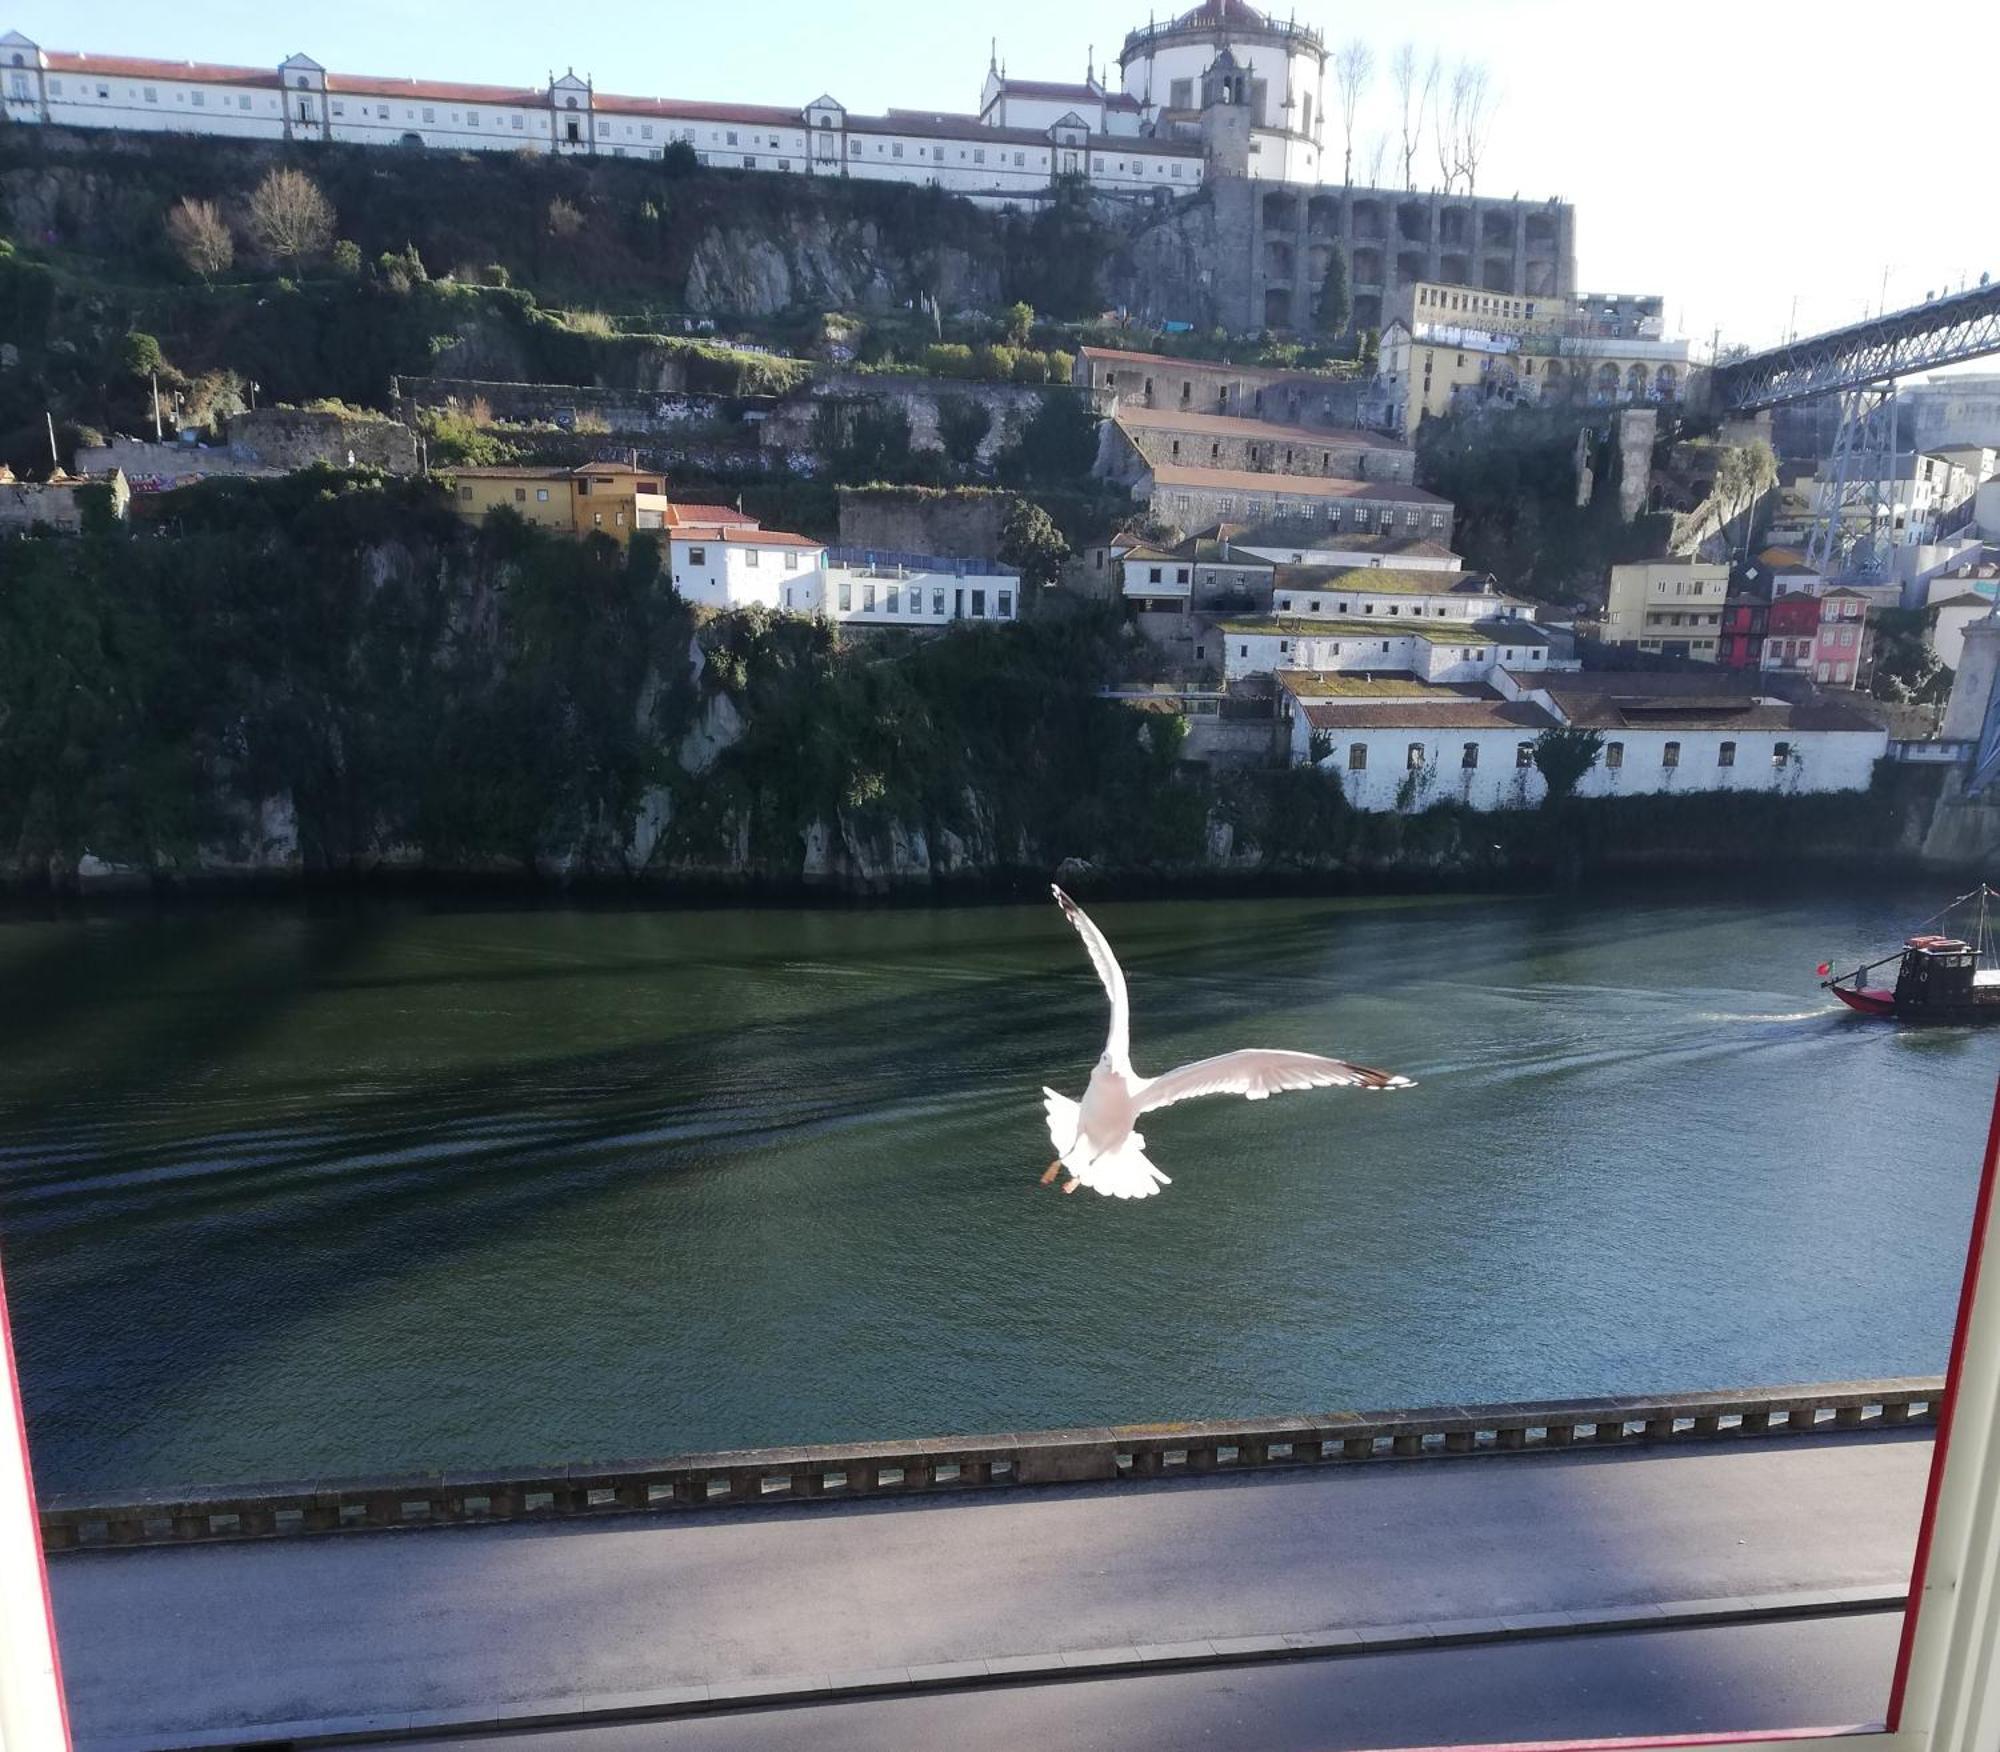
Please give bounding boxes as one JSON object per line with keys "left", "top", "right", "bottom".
{"left": 14, "top": 0, "right": 1999, "bottom": 356}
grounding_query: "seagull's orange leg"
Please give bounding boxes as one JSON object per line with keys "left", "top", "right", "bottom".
{"left": 1063, "top": 1178, "right": 1081, "bottom": 1194}
{"left": 1040, "top": 1162, "right": 1062, "bottom": 1185}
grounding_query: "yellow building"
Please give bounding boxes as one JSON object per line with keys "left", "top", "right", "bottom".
{"left": 445, "top": 462, "right": 671, "bottom": 544}
{"left": 1604, "top": 559, "right": 1730, "bottom": 659}
{"left": 1381, "top": 280, "right": 1689, "bottom": 439}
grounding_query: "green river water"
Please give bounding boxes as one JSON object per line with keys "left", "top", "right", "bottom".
{"left": 0, "top": 885, "right": 1989, "bottom": 1496}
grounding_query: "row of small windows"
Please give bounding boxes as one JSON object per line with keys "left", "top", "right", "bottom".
{"left": 12, "top": 83, "right": 1191, "bottom": 179}
{"left": 1278, "top": 595, "right": 1521, "bottom": 621}
{"left": 1272, "top": 640, "right": 1507, "bottom": 661}
{"left": 1169, "top": 493, "right": 1444, "bottom": 531}
{"left": 1349, "top": 738, "right": 1797, "bottom": 773}
{"left": 683, "top": 546, "right": 805, "bottom": 570}
{"left": 834, "top": 582, "right": 1012, "bottom": 618}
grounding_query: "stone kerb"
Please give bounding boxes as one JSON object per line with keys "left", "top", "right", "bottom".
{"left": 40, "top": 1376, "right": 1940, "bottom": 1553}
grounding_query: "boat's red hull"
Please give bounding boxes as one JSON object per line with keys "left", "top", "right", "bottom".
{"left": 1832, "top": 986, "right": 1897, "bottom": 1017}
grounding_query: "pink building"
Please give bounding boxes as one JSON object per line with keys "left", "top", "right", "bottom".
{"left": 1811, "top": 587, "right": 1869, "bottom": 688}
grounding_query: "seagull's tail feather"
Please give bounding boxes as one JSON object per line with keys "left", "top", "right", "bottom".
{"left": 1070, "top": 1133, "right": 1171, "bottom": 1201}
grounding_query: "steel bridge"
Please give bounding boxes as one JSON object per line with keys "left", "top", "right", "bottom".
{"left": 1714, "top": 279, "right": 2000, "bottom": 413}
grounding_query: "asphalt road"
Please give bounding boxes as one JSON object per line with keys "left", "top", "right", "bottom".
{"left": 50, "top": 1434, "right": 1929, "bottom": 1746}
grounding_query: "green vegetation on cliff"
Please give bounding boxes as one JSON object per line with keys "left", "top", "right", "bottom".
{"left": 1417, "top": 407, "right": 1671, "bottom": 603}
{"left": 0, "top": 128, "right": 1123, "bottom": 464}
{"left": 0, "top": 473, "right": 1190, "bottom": 882}
{"left": 0, "top": 474, "right": 1933, "bottom": 894}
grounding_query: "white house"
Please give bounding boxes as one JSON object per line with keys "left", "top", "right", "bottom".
{"left": 1285, "top": 668, "right": 1889, "bottom": 809}
{"left": 669, "top": 526, "right": 825, "bottom": 612}
{"left": 1220, "top": 616, "right": 1561, "bottom": 685}
{"left": 810, "top": 558, "right": 1018, "bottom": 627}
{"left": 1210, "top": 569, "right": 1561, "bottom": 685}
{"left": 669, "top": 527, "right": 1017, "bottom": 626}
{"left": 1496, "top": 672, "right": 1886, "bottom": 800}
{"left": 1278, "top": 674, "right": 1562, "bottom": 811}
{"left": 1931, "top": 593, "right": 1994, "bottom": 673}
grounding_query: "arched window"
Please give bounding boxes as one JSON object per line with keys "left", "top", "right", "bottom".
{"left": 1515, "top": 741, "right": 1534, "bottom": 768}
{"left": 1348, "top": 743, "right": 1368, "bottom": 772}
{"left": 1718, "top": 741, "right": 1736, "bottom": 767}
{"left": 1406, "top": 742, "right": 1426, "bottom": 771}
{"left": 1461, "top": 742, "right": 1479, "bottom": 770}
{"left": 1605, "top": 742, "right": 1624, "bottom": 769}
{"left": 1662, "top": 741, "right": 1681, "bottom": 769}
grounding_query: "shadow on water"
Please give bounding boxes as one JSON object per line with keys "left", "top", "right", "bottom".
{"left": 0, "top": 885, "right": 1986, "bottom": 1494}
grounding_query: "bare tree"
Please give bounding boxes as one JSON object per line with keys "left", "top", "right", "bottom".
{"left": 1391, "top": 45, "right": 1420, "bottom": 193}
{"left": 1436, "top": 59, "right": 1470, "bottom": 192}
{"left": 1331, "top": 38, "right": 1373, "bottom": 189}
{"left": 165, "top": 197, "right": 234, "bottom": 282}
{"left": 1365, "top": 130, "right": 1389, "bottom": 189}
{"left": 246, "top": 167, "right": 335, "bottom": 266}
{"left": 1456, "top": 62, "right": 1497, "bottom": 197}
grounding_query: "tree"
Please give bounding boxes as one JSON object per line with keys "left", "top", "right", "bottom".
{"left": 1701, "top": 441, "right": 1778, "bottom": 557}
{"left": 662, "top": 140, "right": 699, "bottom": 178}
{"left": 1331, "top": 38, "right": 1373, "bottom": 188}
{"left": 1531, "top": 726, "right": 1604, "bottom": 804}
{"left": 998, "top": 499, "right": 1071, "bottom": 591}
{"left": 120, "top": 332, "right": 165, "bottom": 379}
{"left": 246, "top": 167, "right": 335, "bottom": 266}
{"left": 1392, "top": 46, "right": 1439, "bottom": 194}
{"left": 1002, "top": 301, "right": 1035, "bottom": 348}
{"left": 997, "top": 391, "right": 1099, "bottom": 487}
{"left": 1871, "top": 607, "right": 1954, "bottom": 706}
{"left": 1453, "top": 61, "right": 1497, "bottom": 196}
{"left": 1316, "top": 248, "right": 1351, "bottom": 336}
{"left": 936, "top": 394, "right": 993, "bottom": 471}
{"left": 165, "top": 197, "right": 234, "bottom": 281}
{"left": 1365, "top": 131, "right": 1389, "bottom": 189}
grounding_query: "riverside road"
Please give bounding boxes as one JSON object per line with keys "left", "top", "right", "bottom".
{"left": 50, "top": 1431, "right": 1930, "bottom": 1749}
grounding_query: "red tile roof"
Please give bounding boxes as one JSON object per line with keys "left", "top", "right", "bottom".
{"left": 45, "top": 50, "right": 279, "bottom": 88}
{"left": 596, "top": 93, "right": 804, "bottom": 126}
{"left": 328, "top": 71, "right": 544, "bottom": 105}
{"left": 666, "top": 502, "right": 759, "bottom": 528}
{"left": 1301, "top": 698, "right": 1559, "bottom": 731}
{"left": 1114, "top": 405, "right": 1407, "bottom": 451}
{"left": 1146, "top": 462, "right": 1449, "bottom": 506}
{"left": 1080, "top": 344, "right": 1293, "bottom": 378}
{"left": 672, "top": 526, "right": 820, "bottom": 548}
{"left": 988, "top": 78, "right": 1143, "bottom": 110}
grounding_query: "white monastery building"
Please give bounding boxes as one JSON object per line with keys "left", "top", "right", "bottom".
{"left": 0, "top": 28, "right": 1220, "bottom": 205}
{"left": 0, "top": 2, "right": 1347, "bottom": 200}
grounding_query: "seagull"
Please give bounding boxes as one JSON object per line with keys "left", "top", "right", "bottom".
{"left": 1040, "top": 885, "right": 1414, "bottom": 1199}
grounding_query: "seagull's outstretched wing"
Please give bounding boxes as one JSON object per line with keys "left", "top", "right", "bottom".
{"left": 1137, "top": 1049, "right": 1414, "bottom": 1114}
{"left": 1052, "top": 884, "right": 1130, "bottom": 1072}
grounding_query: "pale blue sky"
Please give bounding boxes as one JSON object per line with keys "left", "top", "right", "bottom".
{"left": 13, "top": 1, "right": 1997, "bottom": 355}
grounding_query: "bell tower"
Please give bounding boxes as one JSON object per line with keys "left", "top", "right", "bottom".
{"left": 1199, "top": 46, "right": 1252, "bottom": 177}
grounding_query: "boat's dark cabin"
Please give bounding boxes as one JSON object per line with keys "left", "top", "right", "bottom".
{"left": 1895, "top": 935, "right": 1977, "bottom": 1008}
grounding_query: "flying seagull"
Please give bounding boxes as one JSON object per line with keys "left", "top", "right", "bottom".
{"left": 1040, "top": 885, "right": 1414, "bottom": 1199}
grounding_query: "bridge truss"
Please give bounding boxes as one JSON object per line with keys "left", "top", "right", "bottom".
{"left": 1715, "top": 279, "right": 2000, "bottom": 413}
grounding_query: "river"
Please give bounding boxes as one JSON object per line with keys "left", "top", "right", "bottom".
{"left": 0, "top": 886, "right": 1990, "bottom": 1497}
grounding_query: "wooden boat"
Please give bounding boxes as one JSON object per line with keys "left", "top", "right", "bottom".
{"left": 1822, "top": 886, "right": 2000, "bottom": 1022}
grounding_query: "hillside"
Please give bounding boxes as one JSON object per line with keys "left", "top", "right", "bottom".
{"left": 0, "top": 472, "right": 1940, "bottom": 897}
{"left": 0, "top": 127, "right": 1135, "bottom": 462}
